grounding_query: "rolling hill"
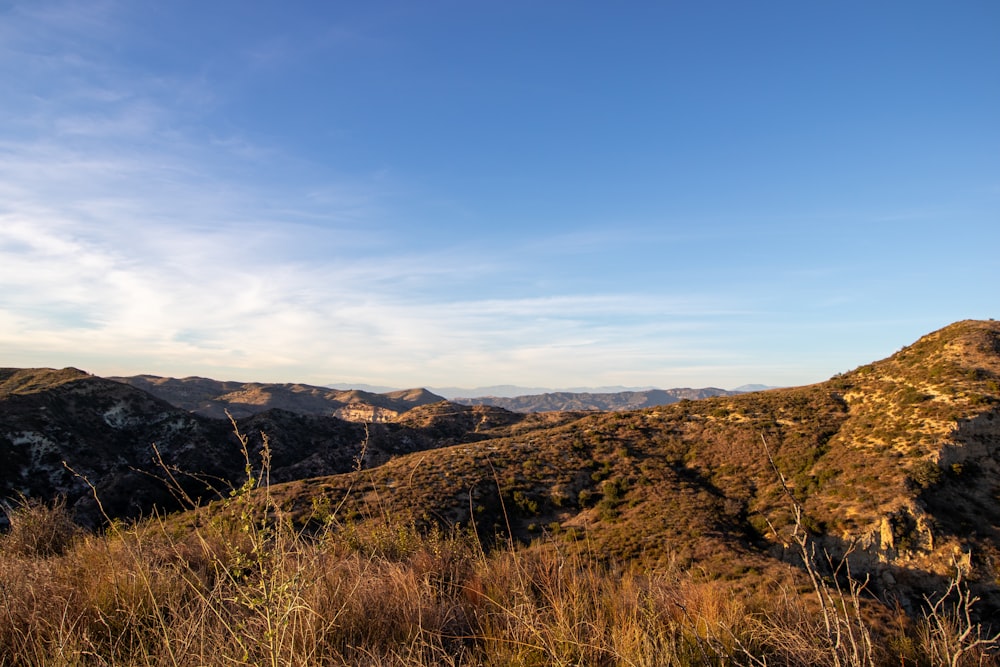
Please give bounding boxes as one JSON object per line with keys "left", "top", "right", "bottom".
{"left": 268, "top": 319, "right": 1000, "bottom": 618}
{"left": 0, "top": 368, "right": 554, "bottom": 526}
{"left": 3, "top": 319, "right": 1000, "bottom": 630}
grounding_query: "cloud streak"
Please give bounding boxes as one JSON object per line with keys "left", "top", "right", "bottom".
{"left": 6, "top": 1, "right": 989, "bottom": 389}
{"left": 0, "top": 170, "right": 754, "bottom": 387}
{"left": 0, "top": 75, "right": 833, "bottom": 390}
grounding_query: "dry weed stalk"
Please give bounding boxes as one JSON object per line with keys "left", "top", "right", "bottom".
{"left": 760, "top": 434, "right": 877, "bottom": 666}
{"left": 921, "top": 563, "right": 1000, "bottom": 667}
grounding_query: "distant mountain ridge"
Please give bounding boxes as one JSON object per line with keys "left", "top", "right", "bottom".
{"left": 328, "top": 383, "right": 661, "bottom": 399}
{"left": 731, "top": 383, "right": 776, "bottom": 392}
{"left": 453, "top": 387, "right": 742, "bottom": 412}
{"left": 111, "top": 375, "right": 444, "bottom": 422}
{"left": 329, "top": 383, "right": 776, "bottom": 400}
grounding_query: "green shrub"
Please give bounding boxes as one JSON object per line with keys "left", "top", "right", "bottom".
{"left": 910, "top": 460, "right": 942, "bottom": 489}
{"left": 511, "top": 490, "right": 539, "bottom": 516}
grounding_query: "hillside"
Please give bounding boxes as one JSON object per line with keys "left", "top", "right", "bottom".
{"left": 453, "top": 387, "right": 742, "bottom": 412}
{"left": 4, "top": 321, "right": 1000, "bottom": 663}
{"left": 0, "top": 368, "right": 550, "bottom": 526}
{"left": 111, "top": 374, "right": 444, "bottom": 421}
{"left": 269, "top": 320, "right": 1000, "bottom": 618}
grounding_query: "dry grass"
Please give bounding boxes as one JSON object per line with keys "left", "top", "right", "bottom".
{"left": 2, "top": 408, "right": 999, "bottom": 666}
{"left": 2, "top": 496, "right": 998, "bottom": 665}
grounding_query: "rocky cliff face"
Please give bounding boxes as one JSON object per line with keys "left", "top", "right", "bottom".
{"left": 332, "top": 403, "right": 401, "bottom": 423}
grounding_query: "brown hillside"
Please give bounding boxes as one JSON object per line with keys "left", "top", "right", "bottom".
{"left": 271, "top": 320, "right": 1000, "bottom": 617}
{"left": 0, "top": 367, "right": 93, "bottom": 397}
{"left": 5, "top": 322, "right": 1000, "bottom": 664}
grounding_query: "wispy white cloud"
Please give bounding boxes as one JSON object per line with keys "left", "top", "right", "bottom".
{"left": 1, "top": 188, "right": 756, "bottom": 386}
{"left": 0, "top": 0, "right": 838, "bottom": 389}
{"left": 0, "top": 101, "right": 764, "bottom": 387}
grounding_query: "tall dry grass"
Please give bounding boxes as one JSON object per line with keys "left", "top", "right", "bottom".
{"left": 3, "top": 500, "right": 997, "bottom": 665}
{"left": 0, "top": 424, "right": 997, "bottom": 665}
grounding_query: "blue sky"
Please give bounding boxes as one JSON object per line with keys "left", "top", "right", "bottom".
{"left": 1, "top": 1, "right": 998, "bottom": 390}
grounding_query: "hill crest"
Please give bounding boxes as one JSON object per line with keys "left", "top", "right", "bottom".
{"left": 4, "top": 319, "right": 1000, "bottom": 618}
{"left": 269, "top": 319, "right": 1000, "bottom": 615}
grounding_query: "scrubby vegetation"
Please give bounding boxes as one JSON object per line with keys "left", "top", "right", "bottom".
{"left": 1, "top": 453, "right": 997, "bottom": 666}
{"left": 4, "top": 320, "right": 1000, "bottom": 665}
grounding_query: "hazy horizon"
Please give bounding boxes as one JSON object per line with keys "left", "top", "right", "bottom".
{"left": 2, "top": 2, "right": 997, "bottom": 389}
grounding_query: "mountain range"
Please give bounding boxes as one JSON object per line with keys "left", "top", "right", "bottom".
{"left": 2, "top": 319, "right": 1000, "bottom": 623}
{"left": 112, "top": 375, "right": 755, "bottom": 414}
{"left": 0, "top": 368, "right": 577, "bottom": 527}
{"left": 453, "top": 387, "right": 742, "bottom": 412}
{"left": 110, "top": 375, "right": 444, "bottom": 421}
{"left": 329, "top": 382, "right": 775, "bottom": 399}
